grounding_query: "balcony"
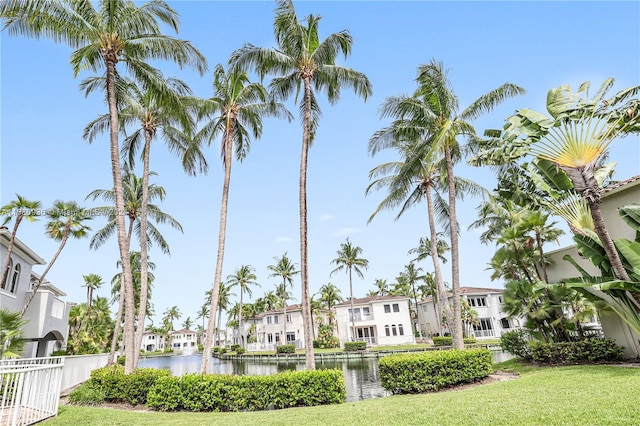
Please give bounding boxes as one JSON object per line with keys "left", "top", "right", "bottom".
{"left": 346, "top": 312, "right": 375, "bottom": 323}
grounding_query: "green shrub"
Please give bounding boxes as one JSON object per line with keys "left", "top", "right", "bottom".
{"left": 51, "top": 350, "right": 68, "bottom": 356}
{"left": 89, "top": 365, "right": 126, "bottom": 401}
{"left": 88, "top": 365, "right": 171, "bottom": 405}
{"left": 235, "top": 347, "right": 246, "bottom": 355}
{"left": 529, "top": 338, "right": 623, "bottom": 364}
{"left": 230, "top": 344, "right": 240, "bottom": 352}
{"left": 316, "top": 325, "right": 340, "bottom": 349}
{"left": 198, "top": 344, "right": 204, "bottom": 351}
{"left": 147, "top": 369, "right": 346, "bottom": 412}
{"left": 67, "top": 382, "right": 105, "bottom": 405}
{"left": 276, "top": 344, "right": 295, "bottom": 354}
{"left": 313, "top": 340, "right": 320, "bottom": 348}
{"left": 501, "top": 329, "right": 532, "bottom": 360}
{"left": 116, "top": 356, "right": 125, "bottom": 365}
{"left": 213, "top": 346, "right": 220, "bottom": 353}
{"left": 343, "top": 341, "right": 367, "bottom": 351}
{"left": 125, "top": 368, "right": 172, "bottom": 405}
{"left": 219, "top": 347, "right": 227, "bottom": 354}
{"left": 379, "top": 349, "right": 493, "bottom": 394}
{"left": 432, "top": 336, "right": 477, "bottom": 346}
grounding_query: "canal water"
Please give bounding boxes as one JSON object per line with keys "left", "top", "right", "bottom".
{"left": 139, "top": 350, "right": 513, "bottom": 403}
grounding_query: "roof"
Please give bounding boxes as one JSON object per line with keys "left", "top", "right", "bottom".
{"left": 601, "top": 175, "right": 640, "bottom": 197}
{"left": 170, "top": 328, "right": 196, "bottom": 335}
{"left": 30, "top": 272, "right": 66, "bottom": 297}
{"left": 0, "top": 227, "right": 46, "bottom": 266}
{"left": 334, "top": 294, "right": 409, "bottom": 307}
{"left": 258, "top": 304, "right": 302, "bottom": 316}
{"left": 418, "top": 286, "right": 504, "bottom": 304}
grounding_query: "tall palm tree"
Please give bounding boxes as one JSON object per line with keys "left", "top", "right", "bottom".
{"left": 330, "top": 238, "right": 369, "bottom": 343}
{"left": 318, "top": 283, "right": 343, "bottom": 328}
{"left": 0, "top": 195, "right": 41, "bottom": 289}
{"left": 195, "top": 63, "right": 291, "bottom": 373}
{"left": 372, "top": 278, "right": 389, "bottom": 296}
{"left": 232, "top": 0, "right": 372, "bottom": 369}
{"left": 162, "top": 306, "right": 181, "bottom": 333}
{"left": 268, "top": 253, "right": 299, "bottom": 346}
{"left": 195, "top": 303, "right": 209, "bottom": 342}
{"left": 182, "top": 317, "right": 193, "bottom": 330}
{"left": 403, "top": 263, "right": 426, "bottom": 338}
{"left": 226, "top": 265, "right": 260, "bottom": 349}
{"left": 369, "top": 59, "right": 524, "bottom": 348}
{"left": 1, "top": 0, "right": 207, "bottom": 373}
{"left": 262, "top": 290, "right": 281, "bottom": 311}
{"left": 22, "top": 201, "right": 91, "bottom": 316}
{"left": 82, "top": 273, "right": 104, "bottom": 310}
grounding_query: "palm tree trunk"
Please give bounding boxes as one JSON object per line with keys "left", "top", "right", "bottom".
{"left": 412, "top": 283, "right": 422, "bottom": 339}
{"left": 21, "top": 230, "right": 69, "bottom": 316}
{"left": 201, "top": 130, "right": 233, "bottom": 373}
{"left": 535, "top": 230, "right": 549, "bottom": 283}
{"left": 103, "top": 54, "right": 136, "bottom": 374}
{"left": 108, "top": 291, "right": 124, "bottom": 365}
{"left": 217, "top": 305, "right": 223, "bottom": 347}
{"left": 425, "top": 181, "right": 452, "bottom": 339}
{"left": 0, "top": 215, "right": 23, "bottom": 289}
{"left": 349, "top": 268, "right": 356, "bottom": 343}
{"left": 239, "top": 291, "right": 244, "bottom": 348}
{"left": 300, "top": 77, "right": 316, "bottom": 370}
{"left": 444, "top": 147, "right": 464, "bottom": 349}
{"left": 133, "top": 130, "right": 152, "bottom": 368}
{"left": 283, "top": 293, "right": 288, "bottom": 346}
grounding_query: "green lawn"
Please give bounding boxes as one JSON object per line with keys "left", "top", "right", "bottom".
{"left": 46, "top": 362, "right": 640, "bottom": 425}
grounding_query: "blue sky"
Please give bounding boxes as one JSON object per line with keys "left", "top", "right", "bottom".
{"left": 2, "top": 1, "right": 639, "bottom": 328}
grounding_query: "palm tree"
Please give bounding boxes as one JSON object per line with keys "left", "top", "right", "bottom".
{"left": 268, "top": 253, "right": 299, "bottom": 346}
{"left": 231, "top": 0, "right": 372, "bottom": 369}
{"left": 0, "top": 308, "right": 27, "bottom": 358}
{"left": 195, "top": 303, "right": 209, "bottom": 342}
{"left": 195, "top": 63, "right": 291, "bottom": 374}
{"left": 372, "top": 278, "right": 389, "bottom": 296}
{"left": 163, "top": 306, "right": 181, "bottom": 333}
{"left": 226, "top": 265, "right": 260, "bottom": 349}
{"left": 318, "top": 283, "right": 343, "bottom": 327}
{"left": 330, "top": 238, "right": 369, "bottom": 343}
{"left": 82, "top": 273, "right": 104, "bottom": 314}
{"left": 403, "top": 263, "right": 426, "bottom": 338}
{"left": 0, "top": 195, "right": 41, "bottom": 289}
{"left": 368, "top": 59, "right": 524, "bottom": 348}
{"left": 22, "top": 201, "right": 91, "bottom": 316}
{"left": 1, "top": 0, "right": 207, "bottom": 374}
{"left": 262, "top": 290, "right": 281, "bottom": 311}
{"left": 182, "top": 317, "right": 193, "bottom": 330}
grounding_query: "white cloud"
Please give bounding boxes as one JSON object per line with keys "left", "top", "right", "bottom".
{"left": 331, "top": 227, "right": 361, "bottom": 237}
{"left": 319, "top": 213, "right": 333, "bottom": 222}
{"left": 275, "top": 236, "right": 292, "bottom": 243}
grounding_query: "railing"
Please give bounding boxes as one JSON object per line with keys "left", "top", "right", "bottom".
{"left": 355, "top": 336, "right": 377, "bottom": 345}
{"left": 0, "top": 357, "right": 64, "bottom": 426}
{"left": 472, "top": 329, "right": 495, "bottom": 338}
{"left": 246, "top": 340, "right": 304, "bottom": 352}
{"left": 346, "top": 313, "right": 375, "bottom": 323}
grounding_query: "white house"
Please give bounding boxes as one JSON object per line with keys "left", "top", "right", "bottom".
{"left": 334, "top": 295, "right": 415, "bottom": 347}
{"left": 169, "top": 328, "right": 198, "bottom": 352}
{"left": 140, "top": 331, "right": 166, "bottom": 352}
{"left": 418, "top": 287, "right": 522, "bottom": 340}
{"left": 247, "top": 304, "right": 329, "bottom": 351}
{"left": 1, "top": 228, "right": 71, "bottom": 357}
{"left": 545, "top": 175, "right": 640, "bottom": 358}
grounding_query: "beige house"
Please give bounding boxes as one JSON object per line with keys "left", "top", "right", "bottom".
{"left": 1, "top": 228, "right": 71, "bottom": 357}
{"left": 545, "top": 175, "right": 640, "bottom": 358}
{"left": 169, "top": 328, "right": 198, "bottom": 353}
{"left": 140, "top": 331, "right": 166, "bottom": 352}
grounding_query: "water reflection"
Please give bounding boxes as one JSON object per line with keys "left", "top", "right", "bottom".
{"left": 138, "top": 350, "right": 513, "bottom": 403}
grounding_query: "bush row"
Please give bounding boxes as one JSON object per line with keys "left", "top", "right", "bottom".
{"left": 146, "top": 369, "right": 346, "bottom": 411}
{"left": 86, "top": 365, "right": 172, "bottom": 405}
{"left": 343, "top": 341, "right": 367, "bottom": 351}
{"left": 378, "top": 349, "right": 493, "bottom": 394}
{"left": 432, "top": 336, "right": 477, "bottom": 346}
{"left": 276, "top": 344, "right": 295, "bottom": 354}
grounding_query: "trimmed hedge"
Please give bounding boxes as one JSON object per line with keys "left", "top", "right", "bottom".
{"left": 432, "top": 336, "right": 477, "bottom": 346}
{"left": 529, "top": 338, "right": 623, "bottom": 364}
{"left": 379, "top": 349, "right": 493, "bottom": 394}
{"left": 88, "top": 365, "right": 172, "bottom": 405}
{"left": 147, "top": 369, "right": 346, "bottom": 412}
{"left": 276, "top": 344, "right": 295, "bottom": 354}
{"left": 500, "top": 329, "right": 532, "bottom": 360}
{"left": 343, "top": 341, "right": 367, "bottom": 351}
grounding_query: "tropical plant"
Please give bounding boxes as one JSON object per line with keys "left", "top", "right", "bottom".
{"left": 22, "top": 201, "right": 91, "bottom": 316}
{"left": 268, "top": 253, "right": 299, "bottom": 346}
{"left": 330, "top": 238, "right": 369, "bottom": 342}
{"left": 182, "top": 317, "right": 193, "bottom": 330}
{"left": 0, "top": 0, "right": 207, "bottom": 374}
{"left": 403, "top": 263, "right": 426, "bottom": 338}
{"left": 231, "top": 0, "right": 372, "bottom": 369}
{"left": 368, "top": 59, "right": 525, "bottom": 348}
{"left": 0, "top": 308, "right": 26, "bottom": 358}
{"left": 162, "top": 306, "right": 181, "bottom": 334}
{"left": 318, "top": 283, "right": 342, "bottom": 327}
{"left": 226, "top": 265, "right": 260, "bottom": 349}
{"left": 371, "top": 278, "right": 390, "bottom": 296}
{"left": 0, "top": 195, "right": 41, "bottom": 290}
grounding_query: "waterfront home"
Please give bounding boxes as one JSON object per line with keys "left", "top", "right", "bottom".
{"left": 169, "top": 328, "right": 198, "bottom": 352}
{"left": 247, "top": 304, "right": 329, "bottom": 351}
{"left": 545, "top": 175, "right": 640, "bottom": 358}
{"left": 334, "top": 295, "right": 416, "bottom": 347}
{"left": 418, "top": 287, "right": 522, "bottom": 340}
{"left": 1, "top": 228, "right": 71, "bottom": 357}
{"left": 140, "top": 331, "right": 166, "bottom": 352}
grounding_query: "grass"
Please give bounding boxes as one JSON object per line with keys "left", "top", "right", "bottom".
{"left": 46, "top": 362, "right": 640, "bottom": 425}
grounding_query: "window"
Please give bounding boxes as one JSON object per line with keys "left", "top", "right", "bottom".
{"left": 473, "top": 318, "right": 495, "bottom": 338}
{"left": 398, "top": 324, "right": 404, "bottom": 336}
{"left": 1, "top": 259, "right": 12, "bottom": 290}
{"left": 286, "top": 314, "right": 292, "bottom": 323}
{"left": 392, "top": 325, "right": 398, "bottom": 336}
{"left": 267, "top": 316, "right": 272, "bottom": 324}
{"left": 267, "top": 333, "right": 274, "bottom": 343}
{"left": 468, "top": 297, "right": 487, "bottom": 307}
{"left": 498, "top": 296, "right": 503, "bottom": 304}
{"left": 274, "top": 315, "right": 279, "bottom": 324}
{"left": 275, "top": 333, "right": 280, "bottom": 343}
{"left": 349, "top": 308, "right": 361, "bottom": 321}
{"left": 385, "top": 325, "right": 390, "bottom": 336}
{"left": 286, "top": 332, "right": 296, "bottom": 342}
{"left": 362, "top": 307, "right": 370, "bottom": 317}
{"left": 384, "top": 304, "right": 391, "bottom": 313}
{"left": 51, "top": 299, "right": 64, "bottom": 319}
{"left": 500, "top": 318, "right": 510, "bottom": 329}
{"left": 392, "top": 304, "right": 399, "bottom": 312}
{"left": 10, "top": 263, "right": 20, "bottom": 293}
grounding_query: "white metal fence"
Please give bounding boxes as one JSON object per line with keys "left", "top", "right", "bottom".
{"left": 0, "top": 357, "right": 64, "bottom": 426}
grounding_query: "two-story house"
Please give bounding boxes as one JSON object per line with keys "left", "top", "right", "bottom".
{"left": 140, "top": 331, "right": 166, "bottom": 352}
{"left": 1, "top": 228, "right": 71, "bottom": 357}
{"left": 169, "top": 328, "right": 198, "bottom": 353}
{"left": 418, "top": 287, "right": 521, "bottom": 340}
{"left": 334, "top": 295, "right": 415, "bottom": 347}
{"left": 248, "top": 304, "right": 329, "bottom": 351}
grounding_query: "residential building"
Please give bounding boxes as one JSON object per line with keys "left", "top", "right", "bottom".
{"left": 334, "top": 295, "right": 415, "bottom": 347}
{"left": 140, "top": 331, "right": 166, "bottom": 352}
{"left": 1, "top": 228, "right": 71, "bottom": 357}
{"left": 418, "top": 287, "right": 522, "bottom": 340}
{"left": 247, "top": 304, "right": 329, "bottom": 351}
{"left": 545, "top": 175, "right": 640, "bottom": 358}
{"left": 169, "top": 328, "right": 198, "bottom": 352}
